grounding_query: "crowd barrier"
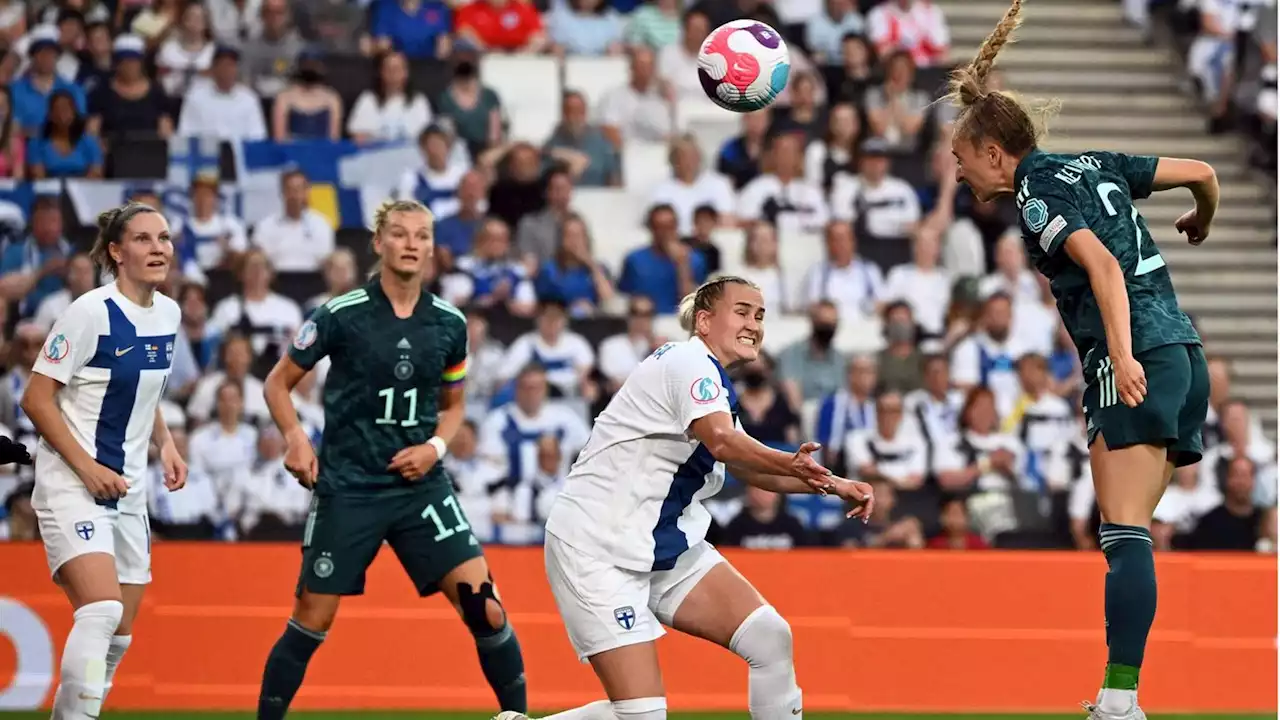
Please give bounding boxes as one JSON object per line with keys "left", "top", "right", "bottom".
{"left": 0, "top": 543, "right": 1275, "bottom": 713}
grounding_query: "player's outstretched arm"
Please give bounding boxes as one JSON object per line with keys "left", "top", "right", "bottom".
{"left": 690, "top": 413, "right": 832, "bottom": 489}
{"left": 264, "top": 354, "right": 318, "bottom": 487}
{"left": 729, "top": 464, "right": 875, "bottom": 521}
{"left": 1064, "top": 230, "right": 1146, "bottom": 408}
{"left": 1151, "top": 157, "right": 1219, "bottom": 244}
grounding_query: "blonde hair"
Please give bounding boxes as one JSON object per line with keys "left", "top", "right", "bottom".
{"left": 368, "top": 198, "right": 434, "bottom": 277}
{"left": 946, "top": 0, "right": 1059, "bottom": 154}
{"left": 677, "top": 275, "right": 761, "bottom": 335}
{"left": 92, "top": 202, "right": 159, "bottom": 275}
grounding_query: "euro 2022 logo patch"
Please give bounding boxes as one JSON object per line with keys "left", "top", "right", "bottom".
{"left": 43, "top": 333, "right": 70, "bottom": 364}
{"left": 1022, "top": 197, "right": 1050, "bottom": 234}
{"left": 690, "top": 376, "right": 722, "bottom": 405}
{"left": 293, "top": 320, "right": 318, "bottom": 351}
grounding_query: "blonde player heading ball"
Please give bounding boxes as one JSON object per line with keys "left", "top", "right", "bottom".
{"left": 499, "top": 277, "right": 874, "bottom": 720}
{"left": 22, "top": 202, "right": 186, "bottom": 720}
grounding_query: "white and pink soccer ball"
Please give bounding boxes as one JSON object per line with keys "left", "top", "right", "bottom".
{"left": 696, "top": 19, "right": 792, "bottom": 113}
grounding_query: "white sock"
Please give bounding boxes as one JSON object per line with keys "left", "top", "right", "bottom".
{"left": 611, "top": 697, "right": 666, "bottom": 720}
{"left": 102, "top": 635, "right": 132, "bottom": 703}
{"left": 52, "top": 600, "right": 123, "bottom": 720}
{"left": 1098, "top": 687, "right": 1138, "bottom": 715}
{"left": 541, "top": 700, "right": 617, "bottom": 720}
{"left": 729, "top": 605, "right": 803, "bottom": 720}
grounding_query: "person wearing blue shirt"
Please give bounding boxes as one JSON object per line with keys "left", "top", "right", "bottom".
{"left": 0, "top": 196, "right": 74, "bottom": 318}
{"left": 28, "top": 90, "right": 104, "bottom": 179}
{"left": 369, "top": 0, "right": 453, "bottom": 59}
{"left": 617, "top": 204, "right": 708, "bottom": 314}
{"left": 434, "top": 169, "right": 487, "bottom": 257}
{"left": 533, "top": 214, "right": 615, "bottom": 316}
{"left": 11, "top": 27, "right": 88, "bottom": 135}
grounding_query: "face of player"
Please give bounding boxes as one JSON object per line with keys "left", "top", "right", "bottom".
{"left": 700, "top": 282, "right": 765, "bottom": 367}
{"left": 376, "top": 209, "right": 434, "bottom": 280}
{"left": 951, "top": 136, "right": 1015, "bottom": 203}
{"left": 112, "top": 211, "right": 173, "bottom": 287}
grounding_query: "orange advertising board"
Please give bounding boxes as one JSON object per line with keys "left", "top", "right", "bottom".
{"left": 0, "top": 543, "right": 1275, "bottom": 713}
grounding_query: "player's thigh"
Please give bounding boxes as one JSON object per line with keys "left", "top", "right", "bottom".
{"left": 1090, "top": 440, "right": 1174, "bottom": 528}
{"left": 1171, "top": 345, "right": 1212, "bottom": 468}
{"left": 543, "top": 531, "right": 664, "bottom": 694}
{"left": 35, "top": 494, "right": 122, "bottom": 608}
{"left": 387, "top": 485, "right": 485, "bottom": 599}
{"left": 659, "top": 544, "right": 765, "bottom": 648}
{"left": 296, "top": 494, "right": 387, "bottom": 611}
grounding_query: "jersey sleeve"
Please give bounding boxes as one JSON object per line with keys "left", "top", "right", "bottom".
{"left": 1020, "top": 173, "right": 1090, "bottom": 257}
{"left": 32, "top": 300, "right": 100, "bottom": 385}
{"left": 664, "top": 348, "right": 733, "bottom": 431}
{"left": 442, "top": 314, "right": 469, "bottom": 386}
{"left": 287, "top": 303, "right": 335, "bottom": 371}
{"left": 1099, "top": 151, "right": 1159, "bottom": 200}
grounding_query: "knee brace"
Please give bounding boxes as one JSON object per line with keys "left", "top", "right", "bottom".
{"left": 457, "top": 578, "right": 506, "bottom": 636}
{"left": 612, "top": 696, "right": 667, "bottom": 720}
{"left": 729, "top": 605, "right": 802, "bottom": 719}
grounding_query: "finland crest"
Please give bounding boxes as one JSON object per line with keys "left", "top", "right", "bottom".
{"left": 1022, "top": 197, "right": 1049, "bottom": 233}
{"left": 74, "top": 521, "right": 94, "bottom": 541}
{"left": 614, "top": 605, "right": 636, "bottom": 630}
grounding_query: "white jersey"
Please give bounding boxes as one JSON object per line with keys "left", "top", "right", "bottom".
{"left": 545, "top": 337, "right": 737, "bottom": 572}
{"left": 31, "top": 283, "right": 181, "bottom": 515}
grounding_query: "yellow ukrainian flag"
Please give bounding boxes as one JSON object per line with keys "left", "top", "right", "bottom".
{"left": 308, "top": 184, "right": 339, "bottom": 229}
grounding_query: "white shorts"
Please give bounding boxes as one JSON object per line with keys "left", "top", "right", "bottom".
{"left": 544, "top": 531, "right": 724, "bottom": 662}
{"left": 35, "top": 491, "right": 151, "bottom": 586}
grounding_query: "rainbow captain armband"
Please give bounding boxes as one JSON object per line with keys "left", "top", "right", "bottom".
{"left": 442, "top": 359, "right": 468, "bottom": 385}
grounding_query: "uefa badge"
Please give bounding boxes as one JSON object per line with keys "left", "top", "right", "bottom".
{"left": 294, "top": 320, "right": 318, "bottom": 351}
{"left": 43, "top": 333, "right": 70, "bottom": 364}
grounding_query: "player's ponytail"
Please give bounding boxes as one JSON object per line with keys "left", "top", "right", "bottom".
{"left": 679, "top": 275, "right": 762, "bottom": 337}
{"left": 91, "top": 202, "right": 158, "bottom": 276}
{"left": 368, "top": 198, "right": 434, "bottom": 279}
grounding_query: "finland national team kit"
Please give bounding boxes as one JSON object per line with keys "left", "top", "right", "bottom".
{"left": 544, "top": 337, "right": 737, "bottom": 661}
{"left": 31, "top": 283, "right": 181, "bottom": 584}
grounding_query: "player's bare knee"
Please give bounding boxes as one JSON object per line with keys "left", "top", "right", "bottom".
{"left": 729, "top": 605, "right": 793, "bottom": 668}
{"left": 292, "top": 593, "right": 339, "bottom": 634}
{"left": 457, "top": 580, "right": 507, "bottom": 634}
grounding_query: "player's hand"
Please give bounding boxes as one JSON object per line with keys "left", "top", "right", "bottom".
{"left": 1112, "top": 353, "right": 1148, "bottom": 408}
{"left": 832, "top": 477, "right": 874, "bottom": 523}
{"left": 1174, "top": 208, "right": 1210, "bottom": 246}
{"left": 0, "top": 436, "right": 32, "bottom": 465}
{"left": 79, "top": 464, "right": 130, "bottom": 501}
{"left": 387, "top": 443, "right": 440, "bottom": 481}
{"left": 790, "top": 441, "right": 835, "bottom": 493}
{"left": 284, "top": 430, "right": 319, "bottom": 489}
{"left": 159, "top": 439, "right": 187, "bottom": 491}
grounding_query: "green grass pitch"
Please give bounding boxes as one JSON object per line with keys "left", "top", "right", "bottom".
{"left": 1, "top": 712, "right": 1274, "bottom": 719}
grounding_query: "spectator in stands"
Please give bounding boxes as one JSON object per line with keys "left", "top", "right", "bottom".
{"left": 485, "top": 142, "right": 546, "bottom": 229}
{"left": 772, "top": 71, "right": 824, "bottom": 141}
{"left": 618, "top": 203, "right": 707, "bottom": 314}
{"left": 444, "top": 420, "right": 499, "bottom": 540}
{"left": 738, "top": 220, "right": 788, "bottom": 313}
{"left": 454, "top": 0, "right": 548, "bottom": 53}
{"left": 251, "top": 170, "right": 336, "bottom": 272}
{"left": 11, "top": 25, "right": 86, "bottom": 135}
{"left": 806, "top": 0, "right": 863, "bottom": 67}
{"left": 720, "top": 485, "right": 813, "bottom": 549}
{"left": 434, "top": 169, "right": 488, "bottom": 257}
{"left": 848, "top": 389, "right": 927, "bottom": 490}
{"left": 882, "top": 224, "right": 950, "bottom": 339}
{"left": 397, "top": 125, "right": 467, "bottom": 218}
{"left": 947, "top": 189, "right": 1018, "bottom": 274}
{"left": 598, "top": 295, "right": 660, "bottom": 392}
{"left": 501, "top": 299, "right": 596, "bottom": 399}
{"left": 347, "top": 50, "right": 433, "bottom": 145}
{"left": 1149, "top": 465, "right": 1221, "bottom": 551}
{"left": 177, "top": 45, "right": 269, "bottom": 140}
{"left": 445, "top": 216, "right": 538, "bottom": 316}
{"left": 156, "top": 1, "right": 216, "bottom": 97}
{"left": 599, "top": 44, "right": 674, "bottom": 145}
{"left": 208, "top": 248, "right": 305, "bottom": 359}
{"left": 434, "top": 57, "right": 503, "bottom": 156}
{"left": 950, "top": 291, "right": 1026, "bottom": 421}
{"left": 76, "top": 20, "right": 113, "bottom": 94}
{"left": 717, "top": 108, "right": 771, "bottom": 189}
{"left": 294, "top": 0, "right": 364, "bottom": 54}
{"left": 801, "top": 221, "right": 882, "bottom": 322}
{"left": 1189, "top": 0, "right": 1239, "bottom": 132}
{"left": 235, "top": 424, "right": 314, "bottom": 539}
{"left": 737, "top": 131, "right": 829, "bottom": 231}
{"left": 830, "top": 137, "right": 921, "bottom": 268}
{"left": 464, "top": 308, "right": 507, "bottom": 416}
{"left": 31, "top": 252, "right": 93, "bottom": 332}
{"left": 1200, "top": 399, "right": 1279, "bottom": 509}
{"left": 187, "top": 332, "right": 269, "bottom": 424}
{"left": 804, "top": 101, "right": 861, "bottom": 193}
{"left": 241, "top": 0, "right": 304, "bottom": 99}
{"left": 656, "top": 9, "right": 708, "bottom": 102}
{"left": 682, "top": 204, "right": 723, "bottom": 274}
{"left": 904, "top": 353, "right": 963, "bottom": 449}
{"left": 928, "top": 497, "right": 988, "bottom": 549}
{"left": 650, "top": 134, "right": 736, "bottom": 235}
{"left": 171, "top": 171, "right": 250, "bottom": 275}
{"left": 51, "top": 10, "right": 86, "bottom": 82}
{"left": 27, "top": 89, "right": 102, "bottom": 179}
{"left": 1200, "top": 356, "right": 1269, "bottom": 449}
{"left": 0, "top": 481, "right": 36, "bottom": 541}
{"left": 1184, "top": 457, "right": 1267, "bottom": 550}
{"left": 1003, "top": 354, "right": 1073, "bottom": 484}
{"left": 877, "top": 301, "right": 923, "bottom": 393}
{"left": 0, "top": 322, "right": 42, "bottom": 449}
{"left": 624, "top": 0, "right": 682, "bottom": 50}
{"left": 833, "top": 32, "right": 875, "bottom": 104}
{"left": 864, "top": 50, "right": 929, "bottom": 151}
{"left": 934, "top": 386, "right": 1024, "bottom": 496}
{"left": 130, "top": 0, "right": 181, "bottom": 46}
{"left": 170, "top": 283, "right": 222, "bottom": 401}
{"left": 837, "top": 476, "right": 925, "bottom": 548}
{"left": 979, "top": 232, "right": 1038, "bottom": 306}
{"left": 270, "top": 50, "right": 343, "bottom": 141}
{"left": 188, "top": 380, "right": 260, "bottom": 497}
{"left": 500, "top": 433, "right": 566, "bottom": 543}
{"left": 545, "top": 90, "right": 621, "bottom": 188}
{"left": 477, "top": 364, "right": 591, "bottom": 494}
{"left": 777, "top": 300, "right": 846, "bottom": 406}
{"left": 737, "top": 353, "right": 800, "bottom": 446}
{"left": 208, "top": 0, "right": 263, "bottom": 43}
{"left": 865, "top": 0, "right": 949, "bottom": 69}
{"left": 1046, "top": 322, "right": 1081, "bottom": 399}
{"left": 0, "top": 196, "right": 71, "bottom": 318}
{"left": 516, "top": 167, "right": 574, "bottom": 267}
{"left": 368, "top": 0, "right": 454, "bottom": 59}
{"left": 534, "top": 214, "right": 616, "bottom": 316}
{"left": 87, "top": 35, "right": 174, "bottom": 149}
{"left": 815, "top": 354, "right": 878, "bottom": 472}
{"left": 549, "top": 0, "right": 625, "bottom": 56}
{"left": 0, "top": 0, "right": 25, "bottom": 46}
{"left": 306, "top": 248, "right": 358, "bottom": 314}
{"left": 147, "top": 423, "right": 224, "bottom": 540}
{"left": 1009, "top": 271, "right": 1057, "bottom": 362}
{"left": 0, "top": 87, "right": 23, "bottom": 179}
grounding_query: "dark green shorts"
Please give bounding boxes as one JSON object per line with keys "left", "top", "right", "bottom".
{"left": 297, "top": 484, "right": 483, "bottom": 597}
{"left": 1083, "top": 343, "right": 1209, "bottom": 467}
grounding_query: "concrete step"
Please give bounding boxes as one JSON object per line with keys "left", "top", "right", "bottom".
{"left": 1139, "top": 182, "right": 1271, "bottom": 205}
{"left": 1205, "top": 339, "right": 1280, "bottom": 358}
{"left": 1142, "top": 203, "right": 1272, "bottom": 225}
{"left": 1042, "top": 134, "right": 1243, "bottom": 158}
{"left": 995, "top": 46, "right": 1177, "bottom": 69}
{"left": 1047, "top": 92, "right": 1197, "bottom": 114}
{"left": 1232, "top": 359, "right": 1278, "bottom": 379}
{"left": 1195, "top": 314, "right": 1278, "bottom": 337}
{"left": 941, "top": 1, "right": 1124, "bottom": 24}
{"left": 1173, "top": 272, "right": 1278, "bottom": 290}
{"left": 1180, "top": 293, "right": 1277, "bottom": 312}
{"left": 1161, "top": 247, "right": 1277, "bottom": 267}
{"left": 948, "top": 22, "right": 1144, "bottom": 49}
{"left": 1233, "top": 381, "right": 1277, "bottom": 402}
{"left": 1005, "top": 69, "right": 1182, "bottom": 93}
{"left": 1053, "top": 113, "right": 1213, "bottom": 135}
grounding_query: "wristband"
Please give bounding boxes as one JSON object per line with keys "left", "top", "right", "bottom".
{"left": 427, "top": 436, "right": 448, "bottom": 459}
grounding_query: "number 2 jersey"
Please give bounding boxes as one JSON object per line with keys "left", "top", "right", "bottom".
{"left": 1014, "top": 149, "right": 1200, "bottom": 369}
{"left": 288, "top": 279, "right": 468, "bottom": 494}
{"left": 544, "top": 336, "right": 740, "bottom": 573}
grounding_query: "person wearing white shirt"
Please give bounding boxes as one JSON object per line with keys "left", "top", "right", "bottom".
{"left": 1010, "top": 272, "right": 1059, "bottom": 365}
{"left": 829, "top": 138, "right": 921, "bottom": 267}
{"left": 598, "top": 45, "right": 674, "bottom": 144}
{"left": 497, "top": 433, "right": 567, "bottom": 545}
{"left": 881, "top": 224, "right": 951, "bottom": 337}
{"left": 806, "top": 0, "right": 864, "bottom": 65}
{"left": 477, "top": 366, "right": 591, "bottom": 493}
{"left": 33, "top": 252, "right": 97, "bottom": 332}
{"left": 737, "top": 131, "right": 829, "bottom": 232}
{"left": 802, "top": 221, "right": 884, "bottom": 322}
{"left": 147, "top": 425, "right": 226, "bottom": 539}
{"left": 846, "top": 390, "right": 927, "bottom": 490}
{"left": 1002, "top": 354, "right": 1074, "bottom": 491}
{"left": 155, "top": 2, "right": 216, "bottom": 97}
{"left": 950, "top": 292, "right": 1030, "bottom": 421}
{"left": 865, "top": 0, "right": 950, "bottom": 68}
{"left": 187, "top": 380, "right": 259, "bottom": 500}
{"left": 208, "top": 249, "right": 304, "bottom": 359}
{"left": 176, "top": 46, "right": 268, "bottom": 140}
{"left": 170, "top": 172, "right": 249, "bottom": 274}
{"left": 227, "top": 424, "right": 313, "bottom": 538}
{"left": 186, "top": 333, "right": 270, "bottom": 424}
{"left": 395, "top": 125, "right": 467, "bottom": 219}
{"left": 597, "top": 296, "right": 661, "bottom": 392}
{"left": 464, "top": 309, "right": 507, "bottom": 420}
{"left": 250, "top": 170, "right": 335, "bottom": 273}
{"left": 346, "top": 50, "right": 432, "bottom": 143}
{"left": 979, "top": 231, "right": 1040, "bottom": 306}
{"left": 655, "top": 10, "right": 709, "bottom": 102}
{"left": 933, "top": 387, "right": 1027, "bottom": 500}
{"left": 444, "top": 420, "right": 506, "bottom": 543}
{"left": 1200, "top": 399, "right": 1279, "bottom": 508}
{"left": 814, "top": 354, "right": 879, "bottom": 470}
{"left": 738, "top": 220, "right": 790, "bottom": 313}
{"left": 904, "top": 354, "right": 964, "bottom": 464}
{"left": 649, "top": 134, "right": 736, "bottom": 235}
{"left": 500, "top": 301, "right": 596, "bottom": 399}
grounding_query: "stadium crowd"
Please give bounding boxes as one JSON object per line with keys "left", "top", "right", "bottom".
{"left": 0, "top": 0, "right": 1274, "bottom": 553}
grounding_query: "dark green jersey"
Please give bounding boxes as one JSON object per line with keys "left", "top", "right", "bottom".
{"left": 1014, "top": 149, "right": 1200, "bottom": 368}
{"left": 288, "top": 280, "right": 469, "bottom": 494}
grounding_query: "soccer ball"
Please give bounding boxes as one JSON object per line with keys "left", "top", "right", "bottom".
{"left": 696, "top": 19, "right": 791, "bottom": 113}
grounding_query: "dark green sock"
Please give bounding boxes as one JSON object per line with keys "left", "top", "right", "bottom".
{"left": 1099, "top": 523, "right": 1156, "bottom": 691}
{"left": 258, "top": 619, "right": 325, "bottom": 720}
{"left": 474, "top": 623, "right": 528, "bottom": 712}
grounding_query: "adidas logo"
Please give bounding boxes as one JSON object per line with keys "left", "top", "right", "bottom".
{"left": 397, "top": 338, "right": 411, "bottom": 350}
